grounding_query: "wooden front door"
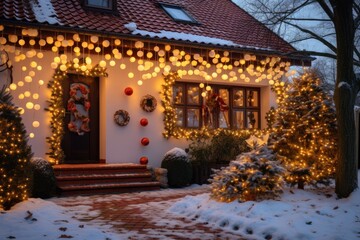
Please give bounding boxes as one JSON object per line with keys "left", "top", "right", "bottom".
{"left": 61, "top": 74, "right": 99, "bottom": 163}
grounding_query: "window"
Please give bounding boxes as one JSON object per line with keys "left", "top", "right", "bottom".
{"left": 172, "top": 82, "right": 260, "bottom": 129}
{"left": 84, "top": 0, "right": 113, "bottom": 10}
{"left": 160, "top": 4, "right": 198, "bottom": 23}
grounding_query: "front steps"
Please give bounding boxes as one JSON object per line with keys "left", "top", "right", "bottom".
{"left": 53, "top": 163, "right": 161, "bottom": 196}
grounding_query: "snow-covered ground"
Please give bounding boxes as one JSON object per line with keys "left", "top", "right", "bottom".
{"left": 0, "top": 172, "right": 359, "bottom": 240}
{"left": 170, "top": 186, "right": 360, "bottom": 240}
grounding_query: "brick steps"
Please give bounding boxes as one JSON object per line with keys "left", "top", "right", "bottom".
{"left": 53, "top": 163, "right": 161, "bottom": 196}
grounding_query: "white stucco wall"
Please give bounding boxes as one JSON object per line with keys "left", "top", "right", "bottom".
{"left": 3, "top": 49, "right": 276, "bottom": 167}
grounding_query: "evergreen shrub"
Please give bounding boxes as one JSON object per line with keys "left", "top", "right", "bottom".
{"left": 161, "top": 147, "right": 192, "bottom": 187}
{"left": 30, "top": 157, "right": 56, "bottom": 198}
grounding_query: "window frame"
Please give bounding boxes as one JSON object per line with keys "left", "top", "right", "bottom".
{"left": 160, "top": 3, "right": 199, "bottom": 24}
{"left": 172, "top": 82, "right": 261, "bottom": 130}
{"left": 83, "top": 0, "right": 117, "bottom": 12}
{"left": 173, "top": 82, "right": 203, "bottom": 128}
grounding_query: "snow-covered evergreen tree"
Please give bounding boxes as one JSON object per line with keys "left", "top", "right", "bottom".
{"left": 0, "top": 87, "right": 32, "bottom": 210}
{"left": 210, "top": 145, "right": 284, "bottom": 202}
{"left": 272, "top": 70, "right": 337, "bottom": 188}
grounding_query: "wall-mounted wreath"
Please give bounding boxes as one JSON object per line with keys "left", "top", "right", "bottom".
{"left": 114, "top": 109, "right": 130, "bottom": 126}
{"left": 67, "top": 83, "right": 91, "bottom": 135}
{"left": 140, "top": 94, "right": 157, "bottom": 112}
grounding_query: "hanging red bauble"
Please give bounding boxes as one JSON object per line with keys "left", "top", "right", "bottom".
{"left": 140, "top": 156, "right": 149, "bottom": 165}
{"left": 124, "top": 87, "right": 133, "bottom": 96}
{"left": 141, "top": 137, "right": 150, "bottom": 146}
{"left": 140, "top": 118, "right": 148, "bottom": 126}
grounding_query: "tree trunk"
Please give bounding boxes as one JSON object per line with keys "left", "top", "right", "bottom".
{"left": 333, "top": 0, "right": 358, "bottom": 198}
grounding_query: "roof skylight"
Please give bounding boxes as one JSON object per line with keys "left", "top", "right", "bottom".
{"left": 160, "top": 4, "right": 198, "bottom": 23}
{"left": 85, "top": 0, "right": 113, "bottom": 10}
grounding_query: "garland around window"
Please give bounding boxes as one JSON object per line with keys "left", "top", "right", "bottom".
{"left": 160, "top": 72, "right": 261, "bottom": 140}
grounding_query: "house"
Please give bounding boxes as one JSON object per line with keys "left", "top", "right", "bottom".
{"left": 0, "top": 0, "right": 311, "bottom": 171}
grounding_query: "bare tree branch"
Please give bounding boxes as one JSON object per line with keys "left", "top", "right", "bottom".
{"left": 289, "top": 32, "right": 336, "bottom": 44}
{"left": 284, "top": 20, "right": 337, "bottom": 53}
{"left": 315, "top": 0, "right": 335, "bottom": 21}
{"left": 287, "top": 17, "right": 332, "bottom": 21}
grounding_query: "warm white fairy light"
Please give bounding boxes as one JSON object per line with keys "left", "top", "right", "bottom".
{"left": 32, "top": 121, "right": 40, "bottom": 128}
{"left": 26, "top": 102, "right": 34, "bottom": 109}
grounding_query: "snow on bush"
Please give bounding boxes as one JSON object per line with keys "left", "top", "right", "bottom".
{"left": 164, "top": 147, "right": 188, "bottom": 160}
{"left": 210, "top": 146, "right": 284, "bottom": 202}
{"left": 161, "top": 148, "right": 192, "bottom": 187}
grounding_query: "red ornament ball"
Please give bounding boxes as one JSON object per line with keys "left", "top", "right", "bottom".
{"left": 141, "top": 137, "right": 150, "bottom": 146}
{"left": 124, "top": 87, "right": 133, "bottom": 96}
{"left": 140, "top": 118, "right": 148, "bottom": 126}
{"left": 140, "top": 156, "right": 149, "bottom": 165}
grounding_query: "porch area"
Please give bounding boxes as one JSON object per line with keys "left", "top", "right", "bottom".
{"left": 53, "top": 163, "right": 161, "bottom": 196}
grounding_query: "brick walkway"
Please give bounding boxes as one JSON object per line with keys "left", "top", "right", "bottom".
{"left": 52, "top": 186, "right": 248, "bottom": 240}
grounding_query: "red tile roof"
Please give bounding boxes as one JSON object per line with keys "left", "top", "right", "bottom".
{"left": 0, "top": 0, "right": 299, "bottom": 55}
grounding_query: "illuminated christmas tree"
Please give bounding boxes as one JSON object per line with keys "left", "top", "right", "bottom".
{"left": 272, "top": 70, "right": 337, "bottom": 188}
{"left": 0, "top": 87, "right": 32, "bottom": 210}
{"left": 210, "top": 144, "right": 284, "bottom": 202}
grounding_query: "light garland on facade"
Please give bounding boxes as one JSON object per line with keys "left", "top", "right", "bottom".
{"left": 0, "top": 25, "right": 297, "bottom": 163}
{"left": 46, "top": 62, "right": 107, "bottom": 164}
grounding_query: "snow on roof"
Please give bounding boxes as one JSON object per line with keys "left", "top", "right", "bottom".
{"left": 31, "top": 0, "right": 60, "bottom": 25}
{"left": 126, "top": 22, "right": 274, "bottom": 51}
